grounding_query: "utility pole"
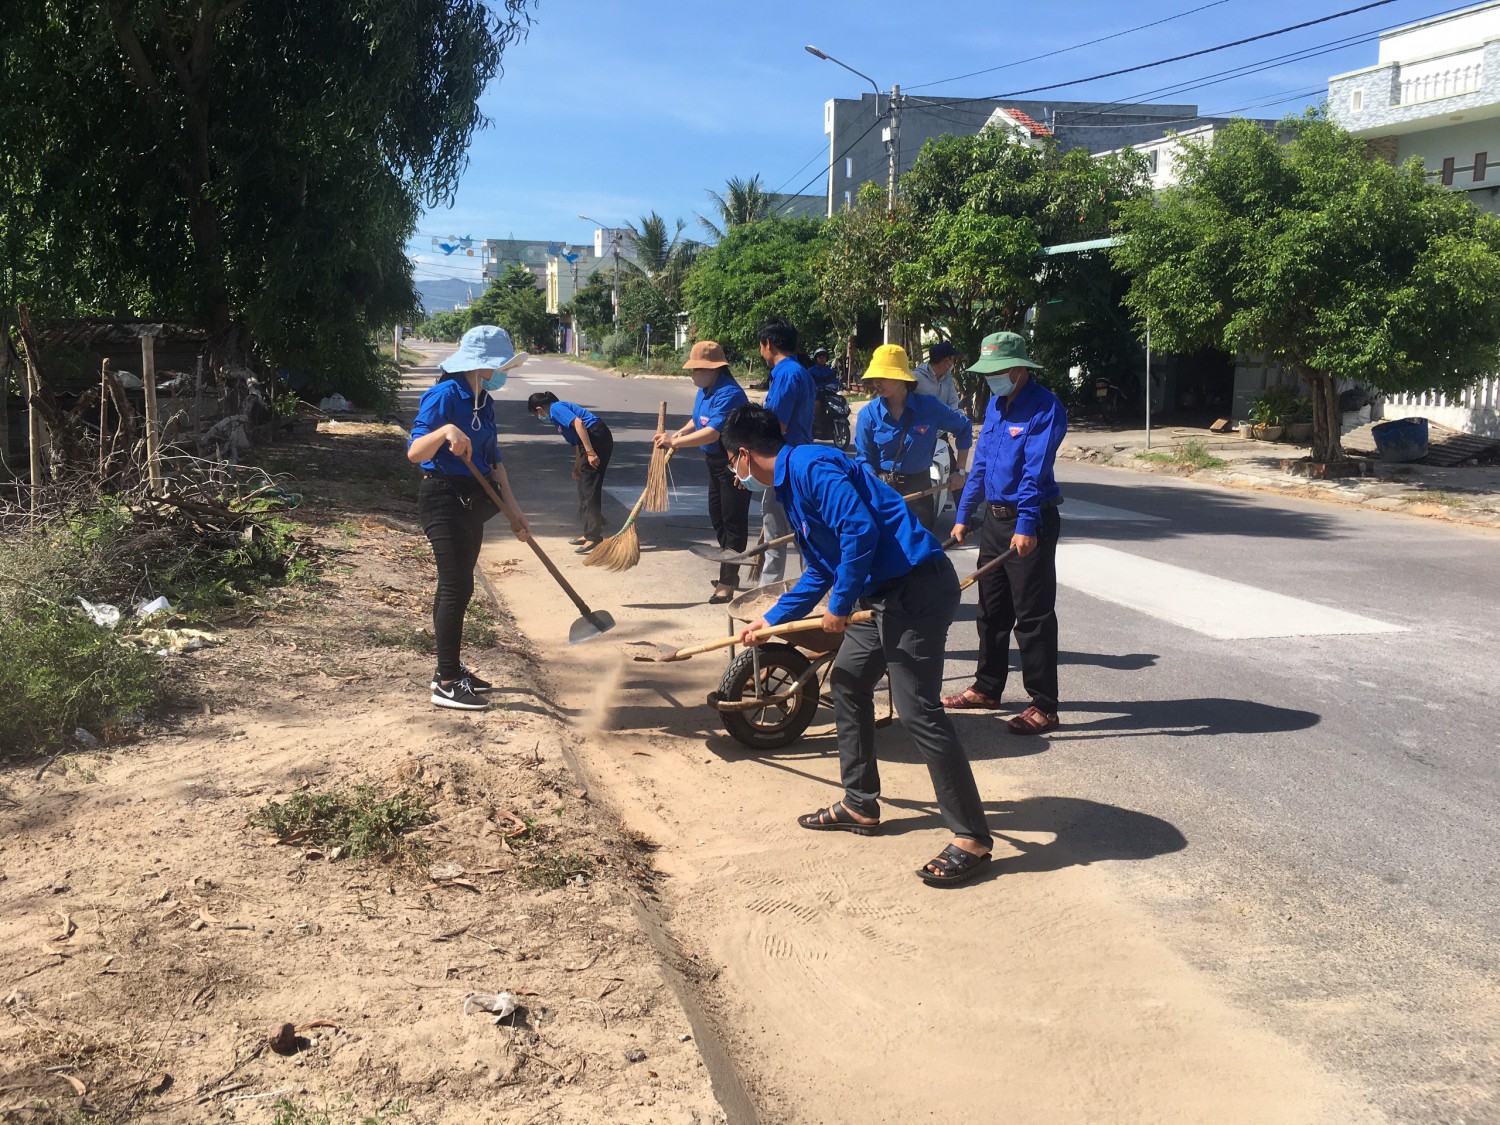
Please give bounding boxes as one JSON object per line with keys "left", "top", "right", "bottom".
{"left": 886, "top": 84, "right": 901, "bottom": 210}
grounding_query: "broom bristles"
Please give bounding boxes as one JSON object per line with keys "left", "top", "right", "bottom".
{"left": 582, "top": 520, "right": 640, "bottom": 571}
{"left": 642, "top": 446, "right": 672, "bottom": 513}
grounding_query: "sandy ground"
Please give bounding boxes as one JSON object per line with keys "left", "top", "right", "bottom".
{"left": 0, "top": 422, "right": 722, "bottom": 1124}
{"left": 470, "top": 358, "right": 1385, "bottom": 1124}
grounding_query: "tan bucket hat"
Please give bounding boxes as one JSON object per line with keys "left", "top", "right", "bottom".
{"left": 683, "top": 341, "right": 729, "bottom": 369}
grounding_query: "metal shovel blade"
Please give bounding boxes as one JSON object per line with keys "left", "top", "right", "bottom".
{"left": 688, "top": 543, "right": 749, "bottom": 564}
{"left": 568, "top": 610, "right": 616, "bottom": 645}
{"left": 623, "top": 640, "right": 682, "bottom": 663}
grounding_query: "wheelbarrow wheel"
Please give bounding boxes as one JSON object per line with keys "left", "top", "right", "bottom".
{"left": 715, "top": 642, "right": 820, "bottom": 750}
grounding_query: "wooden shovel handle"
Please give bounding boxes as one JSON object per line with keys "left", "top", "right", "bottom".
{"left": 670, "top": 610, "right": 876, "bottom": 661}
{"left": 959, "top": 546, "right": 1017, "bottom": 592}
{"left": 725, "top": 482, "right": 949, "bottom": 563}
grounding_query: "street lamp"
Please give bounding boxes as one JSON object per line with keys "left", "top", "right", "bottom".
{"left": 578, "top": 213, "right": 621, "bottom": 323}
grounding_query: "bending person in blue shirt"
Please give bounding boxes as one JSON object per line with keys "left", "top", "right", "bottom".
{"left": 853, "top": 343, "right": 972, "bottom": 530}
{"left": 527, "top": 392, "right": 614, "bottom": 553}
{"left": 724, "top": 404, "right": 994, "bottom": 886}
{"left": 655, "top": 341, "right": 750, "bottom": 604}
{"left": 756, "top": 317, "right": 815, "bottom": 587}
{"left": 408, "top": 326, "right": 532, "bottom": 712}
{"left": 947, "top": 331, "right": 1068, "bottom": 735}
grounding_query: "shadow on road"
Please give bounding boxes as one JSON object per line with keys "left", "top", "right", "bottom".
{"left": 1054, "top": 697, "right": 1320, "bottom": 740}
{"left": 1060, "top": 478, "right": 1344, "bottom": 543}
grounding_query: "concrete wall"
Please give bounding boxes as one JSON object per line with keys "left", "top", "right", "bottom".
{"left": 1379, "top": 2, "right": 1500, "bottom": 64}
{"left": 1380, "top": 379, "right": 1500, "bottom": 437}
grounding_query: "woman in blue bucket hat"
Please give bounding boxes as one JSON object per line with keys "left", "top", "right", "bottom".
{"left": 407, "top": 325, "right": 531, "bottom": 711}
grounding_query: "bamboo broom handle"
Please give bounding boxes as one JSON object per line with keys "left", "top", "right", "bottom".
{"left": 621, "top": 446, "right": 674, "bottom": 529}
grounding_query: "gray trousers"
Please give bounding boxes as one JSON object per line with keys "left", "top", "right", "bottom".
{"left": 758, "top": 489, "right": 798, "bottom": 586}
{"left": 829, "top": 555, "right": 993, "bottom": 848}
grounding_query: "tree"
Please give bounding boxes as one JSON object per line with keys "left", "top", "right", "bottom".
{"left": 562, "top": 271, "right": 616, "bottom": 344}
{"left": 698, "top": 174, "right": 772, "bottom": 239}
{"left": 467, "top": 265, "right": 556, "bottom": 353}
{"left": 684, "top": 218, "right": 831, "bottom": 362}
{"left": 618, "top": 213, "right": 698, "bottom": 347}
{"left": 1, "top": 0, "right": 532, "bottom": 403}
{"left": 417, "top": 309, "right": 470, "bottom": 343}
{"left": 816, "top": 183, "right": 911, "bottom": 356}
{"left": 1114, "top": 114, "right": 1500, "bottom": 462}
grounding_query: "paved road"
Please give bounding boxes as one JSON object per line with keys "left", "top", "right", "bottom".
{"left": 408, "top": 346, "right": 1500, "bottom": 1122}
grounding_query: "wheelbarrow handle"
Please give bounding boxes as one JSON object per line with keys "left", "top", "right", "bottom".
{"left": 671, "top": 609, "right": 876, "bottom": 662}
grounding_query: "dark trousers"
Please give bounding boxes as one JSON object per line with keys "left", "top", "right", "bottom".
{"left": 418, "top": 475, "right": 498, "bottom": 681}
{"left": 884, "top": 471, "right": 935, "bottom": 531}
{"left": 830, "top": 556, "right": 992, "bottom": 848}
{"left": 577, "top": 423, "right": 613, "bottom": 540}
{"left": 974, "top": 505, "right": 1061, "bottom": 713}
{"left": 706, "top": 453, "right": 753, "bottom": 588}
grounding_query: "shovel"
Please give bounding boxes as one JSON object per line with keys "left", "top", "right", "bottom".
{"left": 459, "top": 456, "right": 616, "bottom": 644}
{"left": 689, "top": 482, "right": 952, "bottom": 564}
{"left": 628, "top": 546, "right": 1014, "bottom": 663}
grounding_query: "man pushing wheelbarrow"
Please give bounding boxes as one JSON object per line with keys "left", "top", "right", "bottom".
{"left": 718, "top": 403, "right": 994, "bottom": 887}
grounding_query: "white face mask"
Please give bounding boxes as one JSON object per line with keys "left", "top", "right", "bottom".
{"left": 734, "top": 451, "right": 770, "bottom": 493}
{"left": 985, "top": 373, "right": 1016, "bottom": 398}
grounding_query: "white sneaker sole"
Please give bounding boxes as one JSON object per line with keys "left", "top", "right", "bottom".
{"left": 430, "top": 693, "right": 487, "bottom": 711}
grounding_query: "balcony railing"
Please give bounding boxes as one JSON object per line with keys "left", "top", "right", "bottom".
{"left": 1398, "top": 58, "right": 1483, "bottom": 105}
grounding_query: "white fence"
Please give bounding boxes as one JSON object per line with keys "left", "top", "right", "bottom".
{"left": 1398, "top": 49, "right": 1484, "bottom": 104}
{"left": 1381, "top": 376, "right": 1500, "bottom": 438}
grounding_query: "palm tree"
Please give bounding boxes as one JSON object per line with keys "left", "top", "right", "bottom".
{"left": 697, "top": 174, "right": 772, "bottom": 239}
{"left": 618, "top": 212, "right": 700, "bottom": 347}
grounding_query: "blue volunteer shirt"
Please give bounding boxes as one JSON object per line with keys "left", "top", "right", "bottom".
{"left": 854, "top": 392, "right": 973, "bottom": 476}
{"left": 957, "top": 378, "right": 1067, "bottom": 536}
{"left": 763, "top": 356, "right": 816, "bottom": 447}
{"left": 410, "top": 377, "right": 502, "bottom": 477}
{"left": 692, "top": 372, "right": 749, "bottom": 457}
{"left": 765, "top": 445, "right": 944, "bottom": 625}
{"left": 547, "top": 400, "right": 600, "bottom": 447}
{"left": 808, "top": 363, "right": 838, "bottom": 390}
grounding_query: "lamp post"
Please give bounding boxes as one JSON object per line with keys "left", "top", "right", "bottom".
{"left": 805, "top": 45, "right": 902, "bottom": 344}
{"left": 578, "top": 213, "right": 621, "bottom": 323}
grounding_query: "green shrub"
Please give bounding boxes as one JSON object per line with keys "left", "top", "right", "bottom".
{"left": 0, "top": 604, "right": 160, "bottom": 757}
{"left": 601, "top": 332, "right": 633, "bottom": 362}
{"left": 250, "top": 783, "right": 431, "bottom": 861}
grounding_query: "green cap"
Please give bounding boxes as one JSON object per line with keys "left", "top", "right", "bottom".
{"left": 969, "top": 330, "right": 1042, "bottom": 374}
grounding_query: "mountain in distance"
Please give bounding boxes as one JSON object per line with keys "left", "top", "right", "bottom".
{"left": 414, "top": 277, "right": 478, "bottom": 315}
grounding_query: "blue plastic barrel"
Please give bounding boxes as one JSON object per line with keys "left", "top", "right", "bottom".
{"left": 1372, "top": 416, "right": 1429, "bottom": 462}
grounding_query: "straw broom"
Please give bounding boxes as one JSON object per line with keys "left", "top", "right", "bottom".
{"left": 584, "top": 447, "right": 675, "bottom": 572}
{"left": 643, "top": 400, "right": 671, "bottom": 512}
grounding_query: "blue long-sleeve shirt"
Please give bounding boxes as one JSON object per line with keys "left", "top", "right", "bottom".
{"left": 547, "top": 400, "right": 601, "bottom": 447}
{"left": 764, "top": 445, "right": 944, "bottom": 625}
{"left": 763, "top": 356, "right": 816, "bottom": 446}
{"left": 691, "top": 372, "right": 748, "bottom": 457}
{"left": 957, "top": 378, "right": 1067, "bottom": 536}
{"left": 854, "top": 392, "right": 973, "bottom": 476}
{"left": 410, "top": 377, "right": 501, "bottom": 476}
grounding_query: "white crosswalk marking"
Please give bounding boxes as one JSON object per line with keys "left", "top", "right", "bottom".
{"left": 1055, "top": 544, "right": 1406, "bottom": 639}
{"left": 604, "top": 484, "right": 709, "bottom": 514}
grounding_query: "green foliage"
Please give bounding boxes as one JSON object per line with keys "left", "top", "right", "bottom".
{"left": 685, "top": 218, "right": 831, "bottom": 362}
{"left": 698, "top": 174, "right": 773, "bottom": 239}
{"left": 0, "top": 0, "right": 533, "bottom": 398}
{"left": 250, "top": 783, "right": 431, "bottom": 861}
{"left": 817, "top": 183, "right": 908, "bottom": 346}
{"left": 616, "top": 273, "right": 677, "bottom": 348}
{"left": 1114, "top": 113, "right": 1500, "bottom": 460}
{"left": 600, "top": 331, "right": 634, "bottom": 363}
{"left": 1246, "top": 384, "right": 1301, "bottom": 426}
{"left": 618, "top": 213, "right": 698, "bottom": 345}
{"left": 270, "top": 1095, "right": 410, "bottom": 1125}
{"left": 1135, "top": 440, "right": 1226, "bottom": 471}
{"left": 506, "top": 818, "right": 596, "bottom": 889}
{"left": 0, "top": 603, "right": 160, "bottom": 758}
{"left": 563, "top": 270, "right": 617, "bottom": 343}
{"left": 417, "top": 309, "right": 470, "bottom": 342}
{"left": 467, "top": 264, "right": 557, "bottom": 352}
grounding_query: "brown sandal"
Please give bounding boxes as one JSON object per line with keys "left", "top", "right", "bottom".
{"left": 943, "top": 687, "right": 1001, "bottom": 710}
{"left": 1006, "top": 706, "right": 1059, "bottom": 734}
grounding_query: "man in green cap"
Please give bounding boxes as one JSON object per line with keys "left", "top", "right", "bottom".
{"left": 946, "top": 331, "right": 1067, "bottom": 734}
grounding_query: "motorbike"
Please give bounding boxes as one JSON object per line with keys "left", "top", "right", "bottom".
{"left": 813, "top": 385, "right": 852, "bottom": 450}
{"left": 1093, "top": 375, "right": 1136, "bottom": 422}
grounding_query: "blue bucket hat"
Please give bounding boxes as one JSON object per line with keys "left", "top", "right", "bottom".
{"left": 439, "top": 325, "right": 515, "bottom": 374}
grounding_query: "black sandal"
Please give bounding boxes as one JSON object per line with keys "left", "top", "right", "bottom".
{"left": 797, "top": 801, "right": 880, "bottom": 836}
{"left": 916, "top": 844, "right": 991, "bottom": 886}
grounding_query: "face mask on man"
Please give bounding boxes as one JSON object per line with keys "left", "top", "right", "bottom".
{"left": 482, "top": 371, "right": 508, "bottom": 394}
{"left": 734, "top": 451, "right": 770, "bottom": 493}
{"left": 985, "top": 373, "right": 1016, "bottom": 398}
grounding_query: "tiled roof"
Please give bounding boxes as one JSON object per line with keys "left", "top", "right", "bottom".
{"left": 1003, "top": 108, "right": 1053, "bottom": 136}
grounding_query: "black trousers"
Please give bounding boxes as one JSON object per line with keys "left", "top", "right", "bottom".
{"left": 884, "top": 471, "right": 936, "bottom": 530}
{"left": 830, "top": 556, "right": 992, "bottom": 847}
{"left": 705, "top": 453, "right": 753, "bottom": 588}
{"left": 418, "top": 474, "right": 498, "bottom": 681}
{"left": 973, "top": 505, "right": 1061, "bottom": 713}
{"left": 577, "top": 423, "right": 613, "bottom": 540}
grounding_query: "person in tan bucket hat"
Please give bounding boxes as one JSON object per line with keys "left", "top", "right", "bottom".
{"left": 655, "top": 341, "right": 752, "bottom": 603}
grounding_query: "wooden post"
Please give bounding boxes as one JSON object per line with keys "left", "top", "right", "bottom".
{"left": 193, "top": 355, "right": 203, "bottom": 437}
{"left": 0, "top": 343, "right": 10, "bottom": 472}
{"left": 141, "top": 332, "right": 163, "bottom": 494}
{"left": 25, "top": 347, "right": 43, "bottom": 514}
{"left": 98, "top": 358, "right": 110, "bottom": 481}
{"left": 393, "top": 324, "right": 401, "bottom": 362}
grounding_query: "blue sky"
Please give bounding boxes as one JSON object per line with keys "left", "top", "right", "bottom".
{"left": 409, "top": 0, "right": 1461, "bottom": 284}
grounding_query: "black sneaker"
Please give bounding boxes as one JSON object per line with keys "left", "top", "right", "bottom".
{"left": 430, "top": 675, "right": 487, "bottom": 711}
{"left": 430, "top": 665, "right": 493, "bottom": 693}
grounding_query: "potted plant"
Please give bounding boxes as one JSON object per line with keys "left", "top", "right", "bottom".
{"left": 1247, "top": 385, "right": 1297, "bottom": 441}
{"left": 1286, "top": 396, "right": 1314, "bottom": 442}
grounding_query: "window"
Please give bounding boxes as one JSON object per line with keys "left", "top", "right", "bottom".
{"left": 1351, "top": 88, "right": 1364, "bottom": 112}
{"left": 845, "top": 156, "right": 853, "bottom": 179}
{"left": 1476, "top": 152, "right": 1488, "bottom": 182}
{"left": 844, "top": 190, "right": 852, "bottom": 209}
{"left": 1442, "top": 157, "right": 1456, "bottom": 186}
{"left": 1146, "top": 150, "right": 1159, "bottom": 173}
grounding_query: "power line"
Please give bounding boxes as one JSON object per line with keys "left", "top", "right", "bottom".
{"left": 916, "top": 0, "right": 1406, "bottom": 110}
{"left": 774, "top": 115, "right": 885, "bottom": 216}
{"left": 767, "top": 142, "right": 837, "bottom": 199}
{"left": 906, "top": 0, "right": 1236, "bottom": 92}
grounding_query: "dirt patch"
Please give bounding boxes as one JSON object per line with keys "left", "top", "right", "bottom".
{"left": 0, "top": 423, "right": 721, "bottom": 1124}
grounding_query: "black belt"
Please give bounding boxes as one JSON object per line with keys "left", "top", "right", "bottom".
{"left": 883, "top": 471, "right": 928, "bottom": 490}
{"left": 987, "top": 497, "right": 1062, "bottom": 518}
{"left": 423, "top": 471, "right": 481, "bottom": 482}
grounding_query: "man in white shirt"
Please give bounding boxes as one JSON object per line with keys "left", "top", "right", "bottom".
{"left": 912, "top": 340, "right": 961, "bottom": 411}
